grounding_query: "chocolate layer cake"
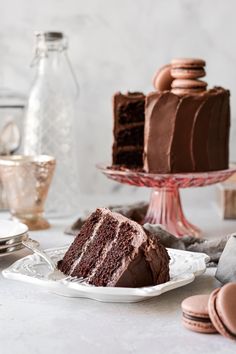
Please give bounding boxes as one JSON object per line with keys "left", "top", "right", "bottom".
{"left": 58, "top": 208, "right": 170, "bottom": 287}
{"left": 112, "top": 92, "right": 145, "bottom": 168}
{"left": 112, "top": 59, "right": 230, "bottom": 173}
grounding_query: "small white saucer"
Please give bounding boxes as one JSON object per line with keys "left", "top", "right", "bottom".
{"left": 0, "top": 220, "right": 28, "bottom": 239}
{"left": 0, "top": 220, "right": 28, "bottom": 256}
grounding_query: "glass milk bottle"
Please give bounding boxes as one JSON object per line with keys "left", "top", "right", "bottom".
{"left": 23, "top": 32, "right": 79, "bottom": 217}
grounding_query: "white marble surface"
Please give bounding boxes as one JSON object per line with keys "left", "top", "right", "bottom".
{"left": 1, "top": 192, "right": 236, "bottom": 354}
{"left": 0, "top": 0, "right": 236, "bottom": 193}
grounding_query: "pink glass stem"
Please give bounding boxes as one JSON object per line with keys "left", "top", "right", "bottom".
{"left": 143, "top": 187, "right": 201, "bottom": 238}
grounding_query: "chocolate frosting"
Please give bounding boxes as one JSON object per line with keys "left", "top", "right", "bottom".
{"left": 114, "top": 231, "right": 170, "bottom": 287}
{"left": 219, "top": 90, "right": 230, "bottom": 169}
{"left": 192, "top": 95, "right": 213, "bottom": 171}
{"left": 144, "top": 92, "right": 179, "bottom": 173}
{"left": 170, "top": 94, "right": 206, "bottom": 171}
{"left": 144, "top": 87, "right": 230, "bottom": 173}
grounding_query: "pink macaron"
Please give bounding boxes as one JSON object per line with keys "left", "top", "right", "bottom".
{"left": 181, "top": 294, "right": 217, "bottom": 334}
{"left": 171, "top": 58, "right": 206, "bottom": 80}
{"left": 208, "top": 283, "right": 236, "bottom": 340}
{"left": 152, "top": 64, "right": 173, "bottom": 91}
{"left": 171, "top": 79, "right": 207, "bottom": 96}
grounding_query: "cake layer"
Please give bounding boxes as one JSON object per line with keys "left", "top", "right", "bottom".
{"left": 58, "top": 209, "right": 103, "bottom": 275}
{"left": 116, "top": 93, "right": 145, "bottom": 125}
{"left": 70, "top": 214, "right": 119, "bottom": 278}
{"left": 113, "top": 92, "right": 145, "bottom": 167}
{"left": 113, "top": 149, "right": 143, "bottom": 167}
{"left": 115, "top": 125, "right": 144, "bottom": 147}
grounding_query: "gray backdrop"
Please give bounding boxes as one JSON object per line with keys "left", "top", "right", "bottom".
{"left": 0, "top": 0, "right": 235, "bottom": 194}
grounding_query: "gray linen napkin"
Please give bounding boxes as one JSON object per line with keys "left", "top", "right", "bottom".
{"left": 65, "top": 201, "right": 148, "bottom": 235}
{"left": 65, "top": 201, "right": 230, "bottom": 267}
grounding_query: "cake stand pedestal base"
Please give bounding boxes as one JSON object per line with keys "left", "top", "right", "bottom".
{"left": 97, "top": 163, "right": 236, "bottom": 238}
{"left": 144, "top": 187, "right": 200, "bottom": 237}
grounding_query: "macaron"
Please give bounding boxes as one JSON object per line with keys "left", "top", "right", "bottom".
{"left": 208, "top": 283, "right": 236, "bottom": 340}
{"left": 152, "top": 64, "right": 173, "bottom": 91}
{"left": 181, "top": 294, "right": 217, "bottom": 334}
{"left": 171, "top": 67, "right": 205, "bottom": 80}
{"left": 171, "top": 58, "right": 206, "bottom": 80}
{"left": 171, "top": 79, "right": 207, "bottom": 96}
{"left": 171, "top": 58, "right": 206, "bottom": 67}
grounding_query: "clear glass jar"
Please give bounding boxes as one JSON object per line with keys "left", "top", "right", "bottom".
{"left": 23, "top": 32, "right": 79, "bottom": 217}
{"left": 0, "top": 88, "right": 26, "bottom": 210}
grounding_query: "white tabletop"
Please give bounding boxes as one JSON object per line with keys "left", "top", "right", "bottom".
{"left": 1, "top": 189, "right": 236, "bottom": 354}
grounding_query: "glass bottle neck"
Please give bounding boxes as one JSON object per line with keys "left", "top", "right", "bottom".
{"left": 32, "top": 35, "right": 68, "bottom": 74}
{"left": 37, "top": 49, "right": 68, "bottom": 75}
{"left": 31, "top": 33, "right": 79, "bottom": 96}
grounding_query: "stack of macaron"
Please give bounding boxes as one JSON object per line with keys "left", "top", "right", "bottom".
{"left": 153, "top": 58, "right": 207, "bottom": 95}
{"left": 170, "top": 58, "right": 207, "bottom": 95}
{"left": 181, "top": 283, "right": 236, "bottom": 340}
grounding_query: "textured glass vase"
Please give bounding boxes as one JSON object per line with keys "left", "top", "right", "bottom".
{"left": 23, "top": 32, "right": 79, "bottom": 217}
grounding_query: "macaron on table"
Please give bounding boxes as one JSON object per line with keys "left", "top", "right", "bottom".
{"left": 181, "top": 294, "right": 217, "bottom": 334}
{"left": 208, "top": 283, "right": 236, "bottom": 340}
{"left": 182, "top": 283, "right": 236, "bottom": 340}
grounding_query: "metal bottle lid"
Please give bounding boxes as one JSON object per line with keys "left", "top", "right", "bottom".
{"left": 35, "top": 31, "right": 64, "bottom": 41}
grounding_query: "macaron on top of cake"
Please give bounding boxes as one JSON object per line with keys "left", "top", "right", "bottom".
{"left": 153, "top": 58, "right": 207, "bottom": 95}
{"left": 152, "top": 64, "right": 173, "bottom": 91}
{"left": 171, "top": 58, "right": 206, "bottom": 67}
{"left": 171, "top": 66, "right": 205, "bottom": 80}
{"left": 171, "top": 79, "right": 207, "bottom": 96}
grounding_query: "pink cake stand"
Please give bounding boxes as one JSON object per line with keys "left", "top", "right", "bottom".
{"left": 97, "top": 163, "right": 236, "bottom": 238}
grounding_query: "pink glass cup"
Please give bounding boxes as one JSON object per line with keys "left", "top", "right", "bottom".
{"left": 0, "top": 155, "right": 56, "bottom": 230}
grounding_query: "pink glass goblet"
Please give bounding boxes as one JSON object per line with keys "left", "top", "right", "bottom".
{"left": 0, "top": 155, "right": 56, "bottom": 230}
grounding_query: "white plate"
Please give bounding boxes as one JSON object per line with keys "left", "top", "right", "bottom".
{"left": 0, "top": 220, "right": 28, "bottom": 240}
{"left": 0, "top": 243, "right": 25, "bottom": 257}
{"left": 2, "top": 246, "right": 209, "bottom": 303}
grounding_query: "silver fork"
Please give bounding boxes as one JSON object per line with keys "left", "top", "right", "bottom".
{"left": 22, "top": 238, "right": 89, "bottom": 284}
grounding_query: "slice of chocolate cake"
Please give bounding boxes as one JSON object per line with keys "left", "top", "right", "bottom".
{"left": 58, "top": 208, "right": 170, "bottom": 287}
{"left": 112, "top": 92, "right": 145, "bottom": 168}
